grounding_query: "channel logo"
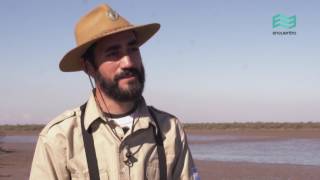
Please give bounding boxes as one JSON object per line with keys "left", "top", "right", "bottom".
{"left": 272, "top": 14, "right": 296, "bottom": 29}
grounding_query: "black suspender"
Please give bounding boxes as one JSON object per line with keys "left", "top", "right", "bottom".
{"left": 148, "top": 106, "right": 168, "bottom": 180}
{"left": 80, "top": 103, "right": 167, "bottom": 180}
{"left": 80, "top": 103, "right": 100, "bottom": 180}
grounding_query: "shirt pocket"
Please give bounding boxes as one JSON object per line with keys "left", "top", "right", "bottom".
{"left": 71, "top": 170, "right": 109, "bottom": 180}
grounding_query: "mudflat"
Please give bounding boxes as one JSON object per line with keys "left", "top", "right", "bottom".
{"left": 0, "top": 142, "right": 35, "bottom": 180}
{"left": 1, "top": 129, "right": 320, "bottom": 180}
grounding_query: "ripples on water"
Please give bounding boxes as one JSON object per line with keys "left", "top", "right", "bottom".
{"left": 1, "top": 135, "right": 320, "bottom": 166}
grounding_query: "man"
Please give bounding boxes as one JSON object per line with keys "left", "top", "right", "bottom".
{"left": 30, "top": 4, "right": 199, "bottom": 180}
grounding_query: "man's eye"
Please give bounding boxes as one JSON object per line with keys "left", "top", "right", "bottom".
{"left": 106, "top": 51, "right": 119, "bottom": 57}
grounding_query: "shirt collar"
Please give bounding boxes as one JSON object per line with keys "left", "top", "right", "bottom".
{"left": 83, "top": 91, "right": 106, "bottom": 130}
{"left": 83, "top": 91, "right": 156, "bottom": 131}
{"left": 131, "top": 98, "right": 157, "bottom": 133}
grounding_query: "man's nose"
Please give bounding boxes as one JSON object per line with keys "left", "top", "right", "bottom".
{"left": 120, "top": 55, "right": 135, "bottom": 68}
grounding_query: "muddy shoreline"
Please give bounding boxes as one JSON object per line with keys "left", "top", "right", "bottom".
{"left": 1, "top": 130, "right": 320, "bottom": 179}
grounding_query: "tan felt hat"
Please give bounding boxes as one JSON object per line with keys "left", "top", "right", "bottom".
{"left": 59, "top": 4, "right": 160, "bottom": 72}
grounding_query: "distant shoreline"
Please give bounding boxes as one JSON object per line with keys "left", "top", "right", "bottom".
{"left": 1, "top": 122, "right": 320, "bottom": 136}
{"left": 184, "top": 122, "right": 320, "bottom": 130}
{"left": 0, "top": 122, "right": 320, "bottom": 136}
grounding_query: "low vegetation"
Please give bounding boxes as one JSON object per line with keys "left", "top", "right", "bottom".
{"left": 0, "top": 122, "right": 320, "bottom": 133}
{"left": 183, "top": 122, "right": 320, "bottom": 130}
{"left": 0, "top": 124, "right": 44, "bottom": 132}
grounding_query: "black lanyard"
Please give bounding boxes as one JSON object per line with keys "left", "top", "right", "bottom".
{"left": 80, "top": 103, "right": 167, "bottom": 180}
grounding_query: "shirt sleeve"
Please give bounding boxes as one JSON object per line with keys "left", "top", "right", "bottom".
{"left": 172, "top": 119, "right": 200, "bottom": 180}
{"left": 29, "top": 134, "right": 70, "bottom": 180}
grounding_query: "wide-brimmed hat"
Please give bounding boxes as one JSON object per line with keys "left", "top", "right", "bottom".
{"left": 59, "top": 4, "right": 160, "bottom": 72}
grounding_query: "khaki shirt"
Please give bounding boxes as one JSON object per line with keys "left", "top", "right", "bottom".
{"left": 30, "top": 93, "right": 197, "bottom": 180}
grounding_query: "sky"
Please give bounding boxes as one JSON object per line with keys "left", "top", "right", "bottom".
{"left": 0, "top": 0, "right": 320, "bottom": 124}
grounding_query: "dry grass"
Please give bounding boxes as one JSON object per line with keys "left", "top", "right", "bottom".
{"left": 0, "top": 123, "right": 320, "bottom": 132}
{"left": 0, "top": 124, "right": 44, "bottom": 132}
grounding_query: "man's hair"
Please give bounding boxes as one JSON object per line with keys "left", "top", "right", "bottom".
{"left": 82, "top": 43, "right": 98, "bottom": 70}
{"left": 82, "top": 31, "right": 138, "bottom": 71}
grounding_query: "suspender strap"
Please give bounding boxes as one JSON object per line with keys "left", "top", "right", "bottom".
{"left": 148, "top": 106, "right": 168, "bottom": 180}
{"left": 80, "top": 103, "right": 100, "bottom": 180}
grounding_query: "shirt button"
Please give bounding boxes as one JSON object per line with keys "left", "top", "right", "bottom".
{"left": 65, "top": 110, "right": 75, "bottom": 117}
{"left": 120, "top": 168, "right": 126, "bottom": 174}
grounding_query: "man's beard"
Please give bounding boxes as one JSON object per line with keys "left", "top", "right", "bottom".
{"left": 96, "top": 66, "right": 145, "bottom": 102}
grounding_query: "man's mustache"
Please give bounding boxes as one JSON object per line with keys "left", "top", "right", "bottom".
{"left": 114, "top": 68, "right": 142, "bottom": 82}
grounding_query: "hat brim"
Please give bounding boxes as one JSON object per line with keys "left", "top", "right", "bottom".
{"left": 59, "top": 23, "right": 160, "bottom": 72}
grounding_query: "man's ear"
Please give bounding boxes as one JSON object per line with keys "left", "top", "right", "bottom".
{"left": 80, "top": 58, "right": 95, "bottom": 77}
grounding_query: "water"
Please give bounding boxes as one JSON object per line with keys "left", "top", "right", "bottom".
{"left": 188, "top": 134, "right": 320, "bottom": 166}
{"left": 1, "top": 135, "right": 320, "bottom": 166}
{"left": 0, "top": 135, "right": 37, "bottom": 143}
